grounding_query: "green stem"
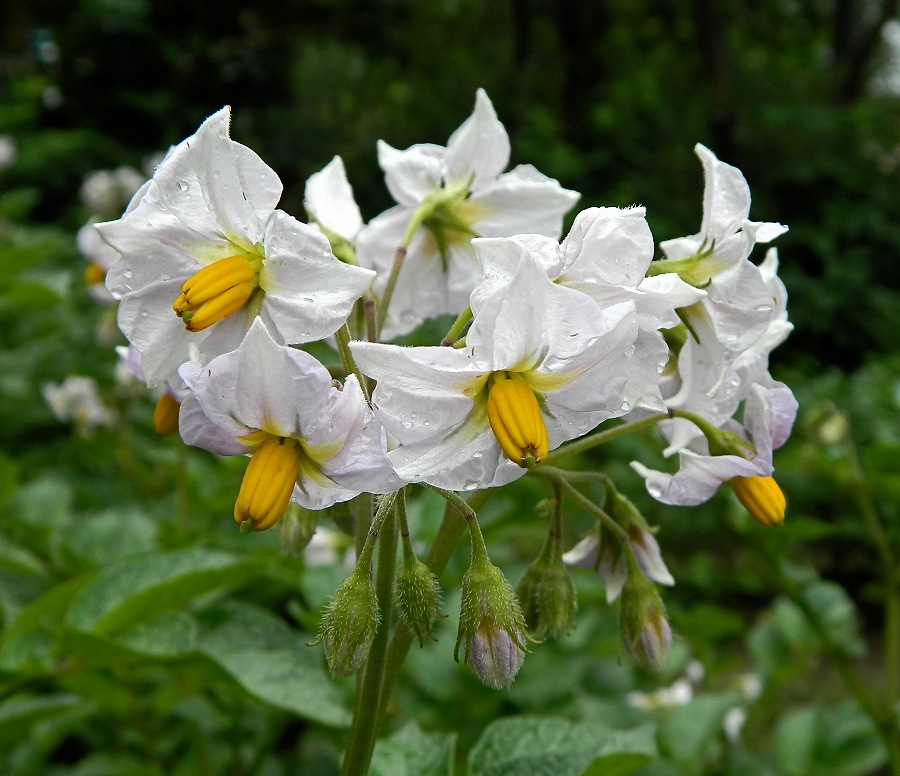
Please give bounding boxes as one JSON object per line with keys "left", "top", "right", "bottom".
{"left": 441, "top": 306, "right": 473, "bottom": 347}
{"left": 377, "top": 488, "right": 495, "bottom": 718}
{"left": 351, "top": 493, "right": 373, "bottom": 560}
{"left": 542, "top": 413, "right": 670, "bottom": 464}
{"left": 754, "top": 539, "right": 900, "bottom": 773}
{"left": 335, "top": 324, "right": 370, "bottom": 404}
{"left": 375, "top": 206, "right": 429, "bottom": 339}
{"left": 340, "top": 495, "right": 400, "bottom": 776}
{"left": 842, "top": 432, "right": 900, "bottom": 712}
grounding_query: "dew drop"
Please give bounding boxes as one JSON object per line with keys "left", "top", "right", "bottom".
{"left": 123, "top": 270, "right": 133, "bottom": 279}
{"left": 422, "top": 419, "right": 431, "bottom": 427}
{"left": 176, "top": 180, "right": 190, "bottom": 193}
{"left": 648, "top": 483, "right": 663, "bottom": 499}
{"left": 275, "top": 211, "right": 286, "bottom": 220}
{"left": 302, "top": 297, "right": 314, "bottom": 304}
{"left": 401, "top": 420, "right": 413, "bottom": 429}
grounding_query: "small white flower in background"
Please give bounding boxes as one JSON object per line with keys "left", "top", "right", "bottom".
{"left": 723, "top": 707, "right": 748, "bottom": 743}
{"left": 179, "top": 319, "right": 402, "bottom": 526}
{"left": 80, "top": 166, "right": 146, "bottom": 218}
{"left": 97, "top": 106, "right": 375, "bottom": 389}
{"left": 471, "top": 206, "right": 703, "bottom": 412}
{"left": 0, "top": 135, "right": 15, "bottom": 172}
{"left": 356, "top": 88, "right": 579, "bottom": 337}
{"left": 351, "top": 253, "right": 637, "bottom": 490}
{"left": 42, "top": 376, "right": 114, "bottom": 433}
{"left": 627, "top": 678, "right": 693, "bottom": 711}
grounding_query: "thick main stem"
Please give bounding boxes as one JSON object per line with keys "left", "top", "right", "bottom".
{"left": 340, "top": 498, "right": 400, "bottom": 776}
{"left": 377, "top": 488, "right": 495, "bottom": 718}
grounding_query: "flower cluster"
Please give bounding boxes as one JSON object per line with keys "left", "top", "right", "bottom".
{"left": 92, "top": 92, "right": 796, "bottom": 686}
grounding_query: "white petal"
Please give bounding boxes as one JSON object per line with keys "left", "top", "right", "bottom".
{"left": 260, "top": 211, "right": 374, "bottom": 343}
{"left": 444, "top": 89, "right": 510, "bottom": 190}
{"left": 378, "top": 140, "right": 444, "bottom": 206}
{"left": 695, "top": 143, "right": 751, "bottom": 243}
{"left": 472, "top": 165, "right": 579, "bottom": 238}
{"left": 304, "top": 155, "right": 363, "bottom": 241}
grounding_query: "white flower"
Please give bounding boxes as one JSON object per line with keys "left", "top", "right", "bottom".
{"left": 179, "top": 319, "right": 401, "bottom": 521}
{"left": 0, "top": 135, "right": 15, "bottom": 172}
{"left": 351, "top": 254, "right": 636, "bottom": 490}
{"left": 356, "top": 89, "right": 579, "bottom": 337}
{"left": 304, "top": 155, "right": 364, "bottom": 245}
{"left": 80, "top": 166, "right": 146, "bottom": 217}
{"left": 631, "top": 381, "right": 797, "bottom": 507}
{"left": 471, "top": 207, "right": 704, "bottom": 412}
{"left": 563, "top": 524, "right": 674, "bottom": 603}
{"left": 653, "top": 146, "right": 790, "bottom": 450}
{"left": 42, "top": 376, "right": 114, "bottom": 432}
{"left": 98, "top": 107, "right": 374, "bottom": 388}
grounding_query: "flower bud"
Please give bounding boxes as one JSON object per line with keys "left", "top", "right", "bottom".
{"left": 534, "top": 562, "right": 577, "bottom": 639}
{"left": 279, "top": 503, "right": 318, "bottom": 556}
{"left": 395, "top": 553, "right": 442, "bottom": 646}
{"left": 516, "top": 554, "right": 551, "bottom": 630}
{"left": 314, "top": 568, "right": 380, "bottom": 677}
{"left": 619, "top": 567, "right": 672, "bottom": 671}
{"left": 456, "top": 556, "right": 528, "bottom": 689}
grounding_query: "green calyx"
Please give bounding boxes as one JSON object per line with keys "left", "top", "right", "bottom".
{"left": 619, "top": 555, "right": 671, "bottom": 671}
{"left": 395, "top": 550, "right": 442, "bottom": 647}
{"left": 314, "top": 567, "right": 380, "bottom": 677}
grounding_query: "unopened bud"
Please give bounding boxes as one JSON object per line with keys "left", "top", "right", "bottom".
{"left": 620, "top": 568, "right": 671, "bottom": 671}
{"left": 534, "top": 562, "right": 577, "bottom": 639}
{"left": 279, "top": 503, "right": 318, "bottom": 556}
{"left": 469, "top": 621, "right": 526, "bottom": 690}
{"left": 395, "top": 554, "right": 442, "bottom": 646}
{"left": 314, "top": 568, "right": 380, "bottom": 677}
{"left": 456, "top": 556, "right": 528, "bottom": 689}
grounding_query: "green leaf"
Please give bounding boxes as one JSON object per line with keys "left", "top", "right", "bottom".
{"left": 0, "top": 694, "right": 81, "bottom": 747}
{"left": 658, "top": 692, "right": 740, "bottom": 766}
{"left": 64, "top": 548, "right": 264, "bottom": 634}
{"left": 0, "top": 574, "right": 93, "bottom": 674}
{"left": 196, "top": 602, "right": 350, "bottom": 727}
{"left": 469, "top": 716, "right": 656, "bottom": 776}
{"left": 56, "top": 507, "right": 159, "bottom": 570}
{"left": 370, "top": 722, "right": 456, "bottom": 776}
{"left": 775, "top": 706, "right": 820, "bottom": 776}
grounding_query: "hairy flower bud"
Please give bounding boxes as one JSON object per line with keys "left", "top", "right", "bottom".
{"left": 315, "top": 568, "right": 380, "bottom": 677}
{"left": 619, "top": 566, "right": 672, "bottom": 671}
{"left": 456, "top": 556, "right": 528, "bottom": 689}
{"left": 395, "top": 553, "right": 442, "bottom": 646}
{"left": 535, "top": 562, "right": 577, "bottom": 639}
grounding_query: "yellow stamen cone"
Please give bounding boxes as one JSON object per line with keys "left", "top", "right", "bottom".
{"left": 84, "top": 262, "right": 106, "bottom": 285}
{"left": 173, "top": 255, "right": 258, "bottom": 331}
{"left": 152, "top": 394, "right": 181, "bottom": 436}
{"left": 234, "top": 437, "right": 300, "bottom": 532}
{"left": 731, "top": 475, "right": 786, "bottom": 527}
{"left": 486, "top": 372, "right": 549, "bottom": 467}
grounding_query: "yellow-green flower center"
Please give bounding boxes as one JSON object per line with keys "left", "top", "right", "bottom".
{"left": 485, "top": 372, "right": 549, "bottom": 467}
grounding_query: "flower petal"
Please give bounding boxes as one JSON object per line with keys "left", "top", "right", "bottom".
{"left": 444, "top": 89, "right": 510, "bottom": 191}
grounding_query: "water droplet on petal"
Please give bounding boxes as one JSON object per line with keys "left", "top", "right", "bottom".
{"left": 123, "top": 270, "right": 133, "bottom": 279}
{"left": 302, "top": 297, "right": 314, "bottom": 304}
{"left": 275, "top": 211, "right": 286, "bottom": 220}
{"left": 176, "top": 181, "right": 190, "bottom": 193}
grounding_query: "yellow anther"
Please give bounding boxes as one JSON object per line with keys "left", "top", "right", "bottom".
{"left": 84, "top": 262, "right": 107, "bottom": 285}
{"left": 731, "top": 475, "right": 786, "bottom": 527}
{"left": 152, "top": 394, "right": 181, "bottom": 436}
{"left": 234, "top": 437, "right": 300, "bottom": 532}
{"left": 485, "top": 372, "right": 549, "bottom": 467}
{"left": 173, "top": 255, "right": 258, "bottom": 332}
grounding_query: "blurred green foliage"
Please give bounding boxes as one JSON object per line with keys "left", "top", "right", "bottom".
{"left": 1, "top": 0, "right": 900, "bottom": 774}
